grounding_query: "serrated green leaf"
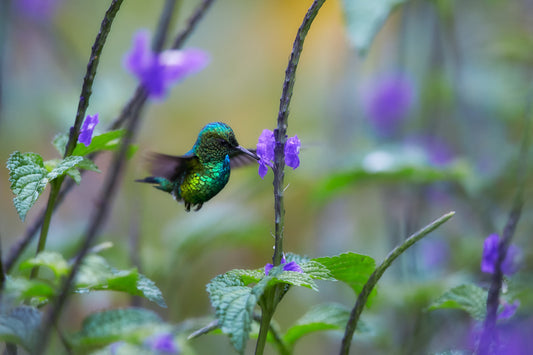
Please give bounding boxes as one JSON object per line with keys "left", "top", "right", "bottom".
{"left": 207, "top": 270, "right": 280, "bottom": 354}
{"left": 342, "top": 0, "right": 405, "bottom": 55}
{"left": 313, "top": 253, "right": 375, "bottom": 296}
{"left": 299, "top": 261, "right": 335, "bottom": 281}
{"left": 7, "top": 151, "right": 49, "bottom": 221}
{"left": 207, "top": 273, "right": 255, "bottom": 354}
{"left": 19, "top": 251, "right": 70, "bottom": 278}
{"left": 70, "top": 308, "right": 162, "bottom": 347}
{"left": 53, "top": 133, "right": 69, "bottom": 155}
{"left": 283, "top": 303, "right": 351, "bottom": 346}
{"left": 274, "top": 268, "right": 319, "bottom": 291}
{"left": 75, "top": 255, "right": 166, "bottom": 307}
{"left": 0, "top": 306, "right": 42, "bottom": 351}
{"left": 135, "top": 274, "right": 167, "bottom": 308}
{"left": 72, "top": 130, "right": 125, "bottom": 156}
{"left": 427, "top": 284, "right": 488, "bottom": 321}
{"left": 43, "top": 158, "right": 60, "bottom": 172}
{"left": 47, "top": 155, "right": 84, "bottom": 181}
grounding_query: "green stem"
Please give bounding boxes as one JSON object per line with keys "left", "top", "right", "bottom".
{"left": 29, "top": 178, "right": 63, "bottom": 279}
{"left": 339, "top": 211, "right": 455, "bottom": 355}
{"left": 255, "top": 289, "right": 276, "bottom": 355}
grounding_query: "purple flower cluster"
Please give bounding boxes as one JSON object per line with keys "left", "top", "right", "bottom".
{"left": 256, "top": 129, "right": 301, "bottom": 179}
{"left": 124, "top": 30, "right": 209, "bottom": 99}
{"left": 264, "top": 254, "right": 302, "bottom": 276}
{"left": 481, "top": 234, "right": 521, "bottom": 276}
{"left": 78, "top": 114, "right": 99, "bottom": 147}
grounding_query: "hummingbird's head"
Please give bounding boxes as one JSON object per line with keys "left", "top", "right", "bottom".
{"left": 195, "top": 122, "right": 257, "bottom": 163}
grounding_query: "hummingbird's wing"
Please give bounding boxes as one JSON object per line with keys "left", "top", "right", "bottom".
{"left": 230, "top": 149, "right": 258, "bottom": 168}
{"left": 146, "top": 152, "right": 197, "bottom": 180}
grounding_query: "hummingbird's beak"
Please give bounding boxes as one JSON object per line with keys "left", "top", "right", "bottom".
{"left": 236, "top": 146, "right": 259, "bottom": 160}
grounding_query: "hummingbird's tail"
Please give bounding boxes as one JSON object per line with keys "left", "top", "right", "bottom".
{"left": 135, "top": 176, "right": 174, "bottom": 193}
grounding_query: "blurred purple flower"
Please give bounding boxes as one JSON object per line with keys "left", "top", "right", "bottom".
{"left": 362, "top": 73, "right": 415, "bottom": 136}
{"left": 256, "top": 129, "right": 301, "bottom": 179}
{"left": 78, "top": 113, "right": 99, "bottom": 147}
{"left": 124, "top": 30, "right": 209, "bottom": 99}
{"left": 15, "top": 0, "right": 63, "bottom": 22}
{"left": 498, "top": 300, "right": 520, "bottom": 320}
{"left": 145, "top": 333, "right": 179, "bottom": 354}
{"left": 265, "top": 255, "right": 302, "bottom": 276}
{"left": 481, "top": 234, "right": 521, "bottom": 276}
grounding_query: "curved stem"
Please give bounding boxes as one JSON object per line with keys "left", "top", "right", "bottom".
{"left": 339, "top": 211, "right": 455, "bottom": 355}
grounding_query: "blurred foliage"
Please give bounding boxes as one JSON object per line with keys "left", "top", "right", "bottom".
{"left": 1, "top": 0, "right": 533, "bottom": 354}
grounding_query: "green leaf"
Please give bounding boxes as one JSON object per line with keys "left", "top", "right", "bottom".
{"left": 313, "top": 252, "right": 376, "bottom": 296}
{"left": 283, "top": 303, "right": 352, "bottom": 346}
{"left": 342, "top": 0, "right": 405, "bottom": 55}
{"left": 75, "top": 255, "right": 167, "bottom": 308}
{"left": 72, "top": 130, "right": 125, "bottom": 156}
{"left": 7, "top": 151, "right": 49, "bottom": 221}
{"left": 77, "top": 158, "right": 101, "bottom": 172}
{"left": 315, "top": 149, "right": 470, "bottom": 202}
{"left": 19, "top": 251, "right": 70, "bottom": 278}
{"left": 206, "top": 270, "right": 279, "bottom": 354}
{"left": 299, "top": 260, "right": 335, "bottom": 281}
{"left": 0, "top": 306, "right": 42, "bottom": 351}
{"left": 427, "top": 284, "right": 488, "bottom": 321}
{"left": 70, "top": 308, "right": 162, "bottom": 347}
{"left": 47, "top": 156, "right": 84, "bottom": 181}
{"left": 53, "top": 133, "right": 69, "bottom": 155}
{"left": 66, "top": 168, "right": 82, "bottom": 184}
{"left": 4, "top": 277, "right": 55, "bottom": 302}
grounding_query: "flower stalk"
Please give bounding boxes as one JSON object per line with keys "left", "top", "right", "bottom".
{"left": 255, "top": 1, "right": 326, "bottom": 354}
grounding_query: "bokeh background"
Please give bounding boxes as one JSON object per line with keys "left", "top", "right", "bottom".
{"left": 1, "top": 0, "right": 533, "bottom": 354}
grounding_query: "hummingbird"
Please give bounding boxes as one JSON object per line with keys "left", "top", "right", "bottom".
{"left": 136, "top": 122, "right": 258, "bottom": 211}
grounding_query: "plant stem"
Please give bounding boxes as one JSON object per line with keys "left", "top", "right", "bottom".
{"left": 29, "top": 178, "right": 63, "bottom": 279}
{"left": 256, "top": 1, "right": 326, "bottom": 354}
{"left": 477, "top": 86, "right": 532, "bottom": 355}
{"left": 339, "top": 211, "right": 455, "bottom": 355}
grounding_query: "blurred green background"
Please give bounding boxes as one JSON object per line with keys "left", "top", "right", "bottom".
{"left": 1, "top": 0, "right": 533, "bottom": 354}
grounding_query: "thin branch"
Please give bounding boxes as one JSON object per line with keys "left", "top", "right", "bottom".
{"left": 339, "top": 211, "right": 455, "bottom": 355}
{"left": 5, "top": 0, "right": 218, "bottom": 272}
{"left": 171, "top": 0, "right": 215, "bottom": 49}
{"left": 477, "top": 87, "right": 532, "bottom": 355}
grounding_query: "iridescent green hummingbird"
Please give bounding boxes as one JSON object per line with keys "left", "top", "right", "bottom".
{"left": 136, "top": 122, "right": 258, "bottom": 211}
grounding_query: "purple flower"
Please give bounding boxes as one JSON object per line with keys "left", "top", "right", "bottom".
{"left": 264, "top": 255, "right": 303, "bottom": 276}
{"left": 145, "top": 333, "right": 179, "bottom": 354}
{"left": 256, "top": 129, "right": 301, "bottom": 179}
{"left": 124, "top": 30, "right": 209, "bottom": 100}
{"left": 498, "top": 300, "right": 520, "bottom": 320}
{"left": 78, "top": 114, "right": 99, "bottom": 147}
{"left": 15, "top": 0, "right": 63, "bottom": 22}
{"left": 362, "top": 73, "right": 415, "bottom": 136}
{"left": 481, "top": 234, "right": 521, "bottom": 276}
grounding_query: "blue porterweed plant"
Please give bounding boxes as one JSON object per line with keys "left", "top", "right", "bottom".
{"left": 2, "top": 0, "right": 532, "bottom": 355}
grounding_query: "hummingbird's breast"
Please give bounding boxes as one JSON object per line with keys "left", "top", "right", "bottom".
{"left": 178, "top": 155, "right": 231, "bottom": 205}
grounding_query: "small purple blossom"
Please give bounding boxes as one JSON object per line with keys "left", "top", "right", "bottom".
{"left": 264, "top": 255, "right": 303, "bottom": 276}
{"left": 256, "top": 129, "right": 301, "bottom": 179}
{"left": 78, "top": 113, "right": 99, "bottom": 147}
{"left": 481, "top": 234, "right": 521, "bottom": 276}
{"left": 124, "top": 30, "right": 209, "bottom": 100}
{"left": 145, "top": 333, "right": 179, "bottom": 354}
{"left": 361, "top": 73, "right": 415, "bottom": 136}
{"left": 498, "top": 300, "right": 520, "bottom": 320}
